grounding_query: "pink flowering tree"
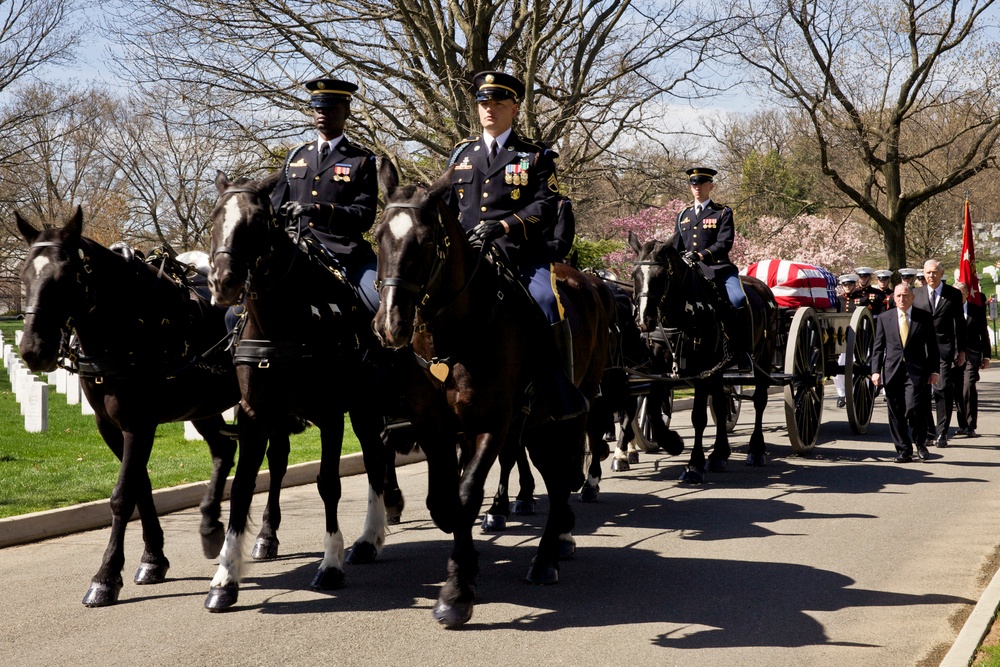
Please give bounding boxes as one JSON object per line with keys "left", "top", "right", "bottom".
{"left": 603, "top": 199, "right": 686, "bottom": 273}
{"left": 731, "top": 215, "right": 869, "bottom": 275}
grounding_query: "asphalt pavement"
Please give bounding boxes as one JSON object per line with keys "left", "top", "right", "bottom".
{"left": 4, "top": 369, "right": 1000, "bottom": 666}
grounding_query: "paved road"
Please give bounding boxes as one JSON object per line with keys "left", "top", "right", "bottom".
{"left": 5, "top": 370, "right": 1000, "bottom": 667}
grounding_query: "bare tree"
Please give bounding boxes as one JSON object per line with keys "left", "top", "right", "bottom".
{"left": 106, "top": 0, "right": 718, "bottom": 182}
{"left": 723, "top": 0, "right": 1000, "bottom": 269}
{"left": 101, "top": 90, "right": 271, "bottom": 251}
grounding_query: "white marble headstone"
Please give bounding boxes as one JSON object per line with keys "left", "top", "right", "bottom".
{"left": 24, "top": 380, "right": 48, "bottom": 433}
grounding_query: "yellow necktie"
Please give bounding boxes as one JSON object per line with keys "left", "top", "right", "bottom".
{"left": 899, "top": 313, "right": 909, "bottom": 346}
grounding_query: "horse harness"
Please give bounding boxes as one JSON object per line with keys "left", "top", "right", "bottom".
{"left": 632, "top": 256, "right": 734, "bottom": 381}
{"left": 25, "top": 240, "right": 231, "bottom": 383}
{"left": 376, "top": 201, "right": 506, "bottom": 384}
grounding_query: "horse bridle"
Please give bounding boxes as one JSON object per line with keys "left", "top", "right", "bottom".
{"left": 23, "top": 240, "right": 90, "bottom": 326}
{"left": 211, "top": 187, "right": 279, "bottom": 274}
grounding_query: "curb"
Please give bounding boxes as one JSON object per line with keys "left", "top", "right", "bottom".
{"left": 0, "top": 449, "right": 426, "bottom": 550}
{"left": 940, "top": 566, "right": 1000, "bottom": 666}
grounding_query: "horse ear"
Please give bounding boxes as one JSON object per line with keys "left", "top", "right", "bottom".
{"left": 428, "top": 165, "right": 455, "bottom": 200}
{"left": 65, "top": 205, "right": 83, "bottom": 240}
{"left": 215, "top": 170, "right": 231, "bottom": 195}
{"left": 379, "top": 157, "right": 399, "bottom": 199}
{"left": 15, "top": 211, "right": 38, "bottom": 244}
{"left": 628, "top": 230, "right": 641, "bottom": 255}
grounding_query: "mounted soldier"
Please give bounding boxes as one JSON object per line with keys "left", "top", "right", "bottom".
{"left": 443, "top": 70, "right": 585, "bottom": 419}
{"left": 270, "top": 76, "right": 380, "bottom": 320}
{"left": 670, "top": 166, "right": 751, "bottom": 370}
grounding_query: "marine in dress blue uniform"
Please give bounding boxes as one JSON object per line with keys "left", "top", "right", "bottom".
{"left": 443, "top": 70, "right": 584, "bottom": 418}
{"left": 846, "top": 267, "right": 887, "bottom": 316}
{"left": 270, "top": 77, "right": 380, "bottom": 316}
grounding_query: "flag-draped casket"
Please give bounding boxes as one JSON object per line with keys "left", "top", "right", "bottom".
{"left": 741, "top": 260, "right": 839, "bottom": 309}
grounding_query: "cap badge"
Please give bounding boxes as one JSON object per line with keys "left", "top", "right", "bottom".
{"left": 485, "top": 74, "right": 495, "bottom": 84}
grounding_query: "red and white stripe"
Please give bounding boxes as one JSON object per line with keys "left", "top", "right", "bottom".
{"left": 741, "top": 259, "right": 839, "bottom": 309}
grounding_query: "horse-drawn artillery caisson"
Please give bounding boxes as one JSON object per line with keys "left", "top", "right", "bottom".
{"left": 626, "top": 236, "right": 876, "bottom": 475}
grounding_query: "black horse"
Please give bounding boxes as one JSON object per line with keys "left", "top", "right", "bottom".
{"left": 205, "top": 171, "right": 403, "bottom": 611}
{"left": 629, "top": 232, "right": 777, "bottom": 482}
{"left": 16, "top": 208, "right": 247, "bottom": 607}
{"left": 372, "top": 160, "right": 612, "bottom": 627}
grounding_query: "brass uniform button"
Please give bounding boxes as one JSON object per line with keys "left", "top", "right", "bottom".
{"left": 484, "top": 179, "right": 490, "bottom": 184}
{"left": 480, "top": 206, "right": 487, "bottom": 212}
{"left": 314, "top": 176, "right": 320, "bottom": 181}
{"left": 311, "top": 190, "right": 318, "bottom": 196}
{"left": 309, "top": 223, "right": 315, "bottom": 227}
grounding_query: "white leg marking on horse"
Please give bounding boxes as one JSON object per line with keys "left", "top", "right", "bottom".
{"left": 221, "top": 197, "right": 242, "bottom": 246}
{"left": 319, "top": 531, "right": 346, "bottom": 572}
{"left": 357, "top": 486, "right": 387, "bottom": 554}
{"left": 31, "top": 256, "right": 50, "bottom": 276}
{"left": 210, "top": 528, "right": 247, "bottom": 587}
{"left": 388, "top": 211, "right": 414, "bottom": 240}
{"left": 559, "top": 532, "right": 576, "bottom": 547}
{"left": 586, "top": 473, "right": 600, "bottom": 487}
{"left": 637, "top": 265, "right": 651, "bottom": 318}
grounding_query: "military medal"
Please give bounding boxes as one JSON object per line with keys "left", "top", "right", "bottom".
{"left": 334, "top": 163, "right": 352, "bottom": 182}
{"left": 519, "top": 158, "right": 529, "bottom": 185}
{"left": 505, "top": 164, "right": 514, "bottom": 185}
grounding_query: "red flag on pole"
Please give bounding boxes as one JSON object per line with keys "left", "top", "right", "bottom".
{"left": 959, "top": 199, "right": 982, "bottom": 305}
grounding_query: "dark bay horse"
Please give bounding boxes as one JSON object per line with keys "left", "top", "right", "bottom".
{"left": 16, "top": 208, "right": 245, "bottom": 607}
{"left": 372, "top": 160, "right": 612, "bottom": 627}
{"left": 205, "top": 171, "right": 402, "bottom": 611}
{"left": 629, "top": 232, "right": 777, "bottom": 482}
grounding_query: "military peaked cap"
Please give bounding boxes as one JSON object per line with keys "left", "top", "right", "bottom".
{"left": 686, "top": 167, "right": 717, "bottom": 185}
{"left": 304, "top": 77, "right": 357, "bottom": 107}
{"left": 473, "top": 71, "right": 525, "bottom": 103}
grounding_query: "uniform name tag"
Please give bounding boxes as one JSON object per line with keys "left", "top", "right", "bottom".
{"left": 290, "top": 159, "right": 308, "bottom": 167}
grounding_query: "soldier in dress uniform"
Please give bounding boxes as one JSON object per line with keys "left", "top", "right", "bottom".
{"left": 899, "top": 267, "right": 918, "bottom": 290}
{"left": 846, "top": 267, "right": 886, "bottom": 316}
{"left": 671, "top": 166, "right": 752, "bottom": 370}
{"left": 443, "top": 70, "right": 585, "bottom": 419}
{"left": 271, "top": 76, "right": 380, "bottom": 318}
{"left": 834, "top": 273, "right": 859, "bottom": 407}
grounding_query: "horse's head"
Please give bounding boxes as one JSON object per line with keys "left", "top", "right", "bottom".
{"left": 208, "top": 170, "right": 282, "bottom": 306}
{"left": 372, "top": 159, "right": 455, "bottom": 349}
{"left": 16, "top": 207, "right": 86, "bottom": 371}
{"left": 628, "top": 231, "right": 683, "bottom": 333}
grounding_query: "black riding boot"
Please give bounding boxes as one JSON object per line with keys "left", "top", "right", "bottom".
{"left": 728, "top": 305, "right": 753, "bottom": 372}
{"left": 548, "top": 320, "right": 589, "bottom": 420}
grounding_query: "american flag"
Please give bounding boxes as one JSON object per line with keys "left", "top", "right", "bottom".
{"left": 742, "top": 260, "right": 840, "bottom": 309}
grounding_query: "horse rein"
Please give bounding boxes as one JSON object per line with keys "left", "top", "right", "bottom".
{"left": 376, "top": 201, "right": 489, "bottom": 333}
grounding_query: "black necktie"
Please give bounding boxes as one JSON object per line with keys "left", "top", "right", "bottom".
{"left": 487, "top": 141, "right": 498, "bottom": 167}
{"left": 320, "top": 142, "right": 329, "bottom": 162}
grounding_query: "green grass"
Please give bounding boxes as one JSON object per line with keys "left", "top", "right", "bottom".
{"left": 0, "top": 321, "right": 357, "bottom": 519}
{"left": 976, "top": 644, "right": 1000, "bottom": 666}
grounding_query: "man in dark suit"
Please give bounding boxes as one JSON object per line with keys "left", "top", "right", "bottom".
{"left": 271, "top": 76, "right": 380, "bottom": 317}
{"left": 872, "top": 284, "right": 940, "bottom": 462}
{"left": 955, "top": 282, "right": 991, "bottom": 437}
{"left": 912, "top": 259, "right": 967, "bottom": 447}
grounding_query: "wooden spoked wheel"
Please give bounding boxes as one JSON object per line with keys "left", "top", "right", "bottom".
{"left": 783, "top": 308, "right": 825, "bottom": 452}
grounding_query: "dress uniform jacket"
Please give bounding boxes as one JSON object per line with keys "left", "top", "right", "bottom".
{"left": 270, "top": 137, "right": 379, "bottom": 269}
{"left": 670, "top": 201, "right": 737, "bottom": 281}
{"left": 546, "top": 197, "right": 576, "bottom": 263}
{"left": 445, "top": 132, "right": 559, "bottom": 267}
{"left": 847, "top": 285, "right": 888, "bottom": 316}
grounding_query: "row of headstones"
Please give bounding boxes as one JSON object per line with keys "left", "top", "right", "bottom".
{"left": 3, "top": 328, "right": 232, "bottom": 438}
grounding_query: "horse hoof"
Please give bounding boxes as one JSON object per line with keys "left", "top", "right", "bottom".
{"left": 627, "top": 451, "right": 640, "bottom": 464}
{"left": 579, "top": 483, "right": 599, "bottom": 503}
{"left": 346, "top": 541, "right": 378, "bottom": 565}
{"left": 611, "top": 458, "right": 630, "bottom": 473}
{"left": 201, "top": 525, "right": 225, "bottom": 559}
{"left": 481, "top": 512, "right": 507, "bottom": 532}
{"left": 663, "top": 432, "right": 685, "bottom": 456}
{"left": 512, "top": 499, "right": 535, "bottom": 515}
{"left": 707, "top": 458, "right": 728, "bottom": 473}
{"left": 558, "top": 539, "right": 576, "bottom": 560}
{"left": 205, "top": 584, "right": 238, "bottom": 612}
{"left": 746, "top": 452, "right": 767, "bottom": 467}
{"left": 526, "top": 558, "right": 560, "bottom": 585}
{"left": 432, "top": 599, "right": 474, "bottom": 628}
{"left": 679, "top": 467, "right": 705, "bottom": 484}
{"left": 387, "top": 513, "right": 402, "bottom": 526}
{"left": 251, "top": 536, "right": 280, "bottom": 561}
{"left": 310, "top": 567, "right": 346, "bottom": 590}
{"left": 82, "top": 579, "right": 123, "bottom": 607}
{"left": 134, "top": 561, "right": 169, "bottom": 585}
